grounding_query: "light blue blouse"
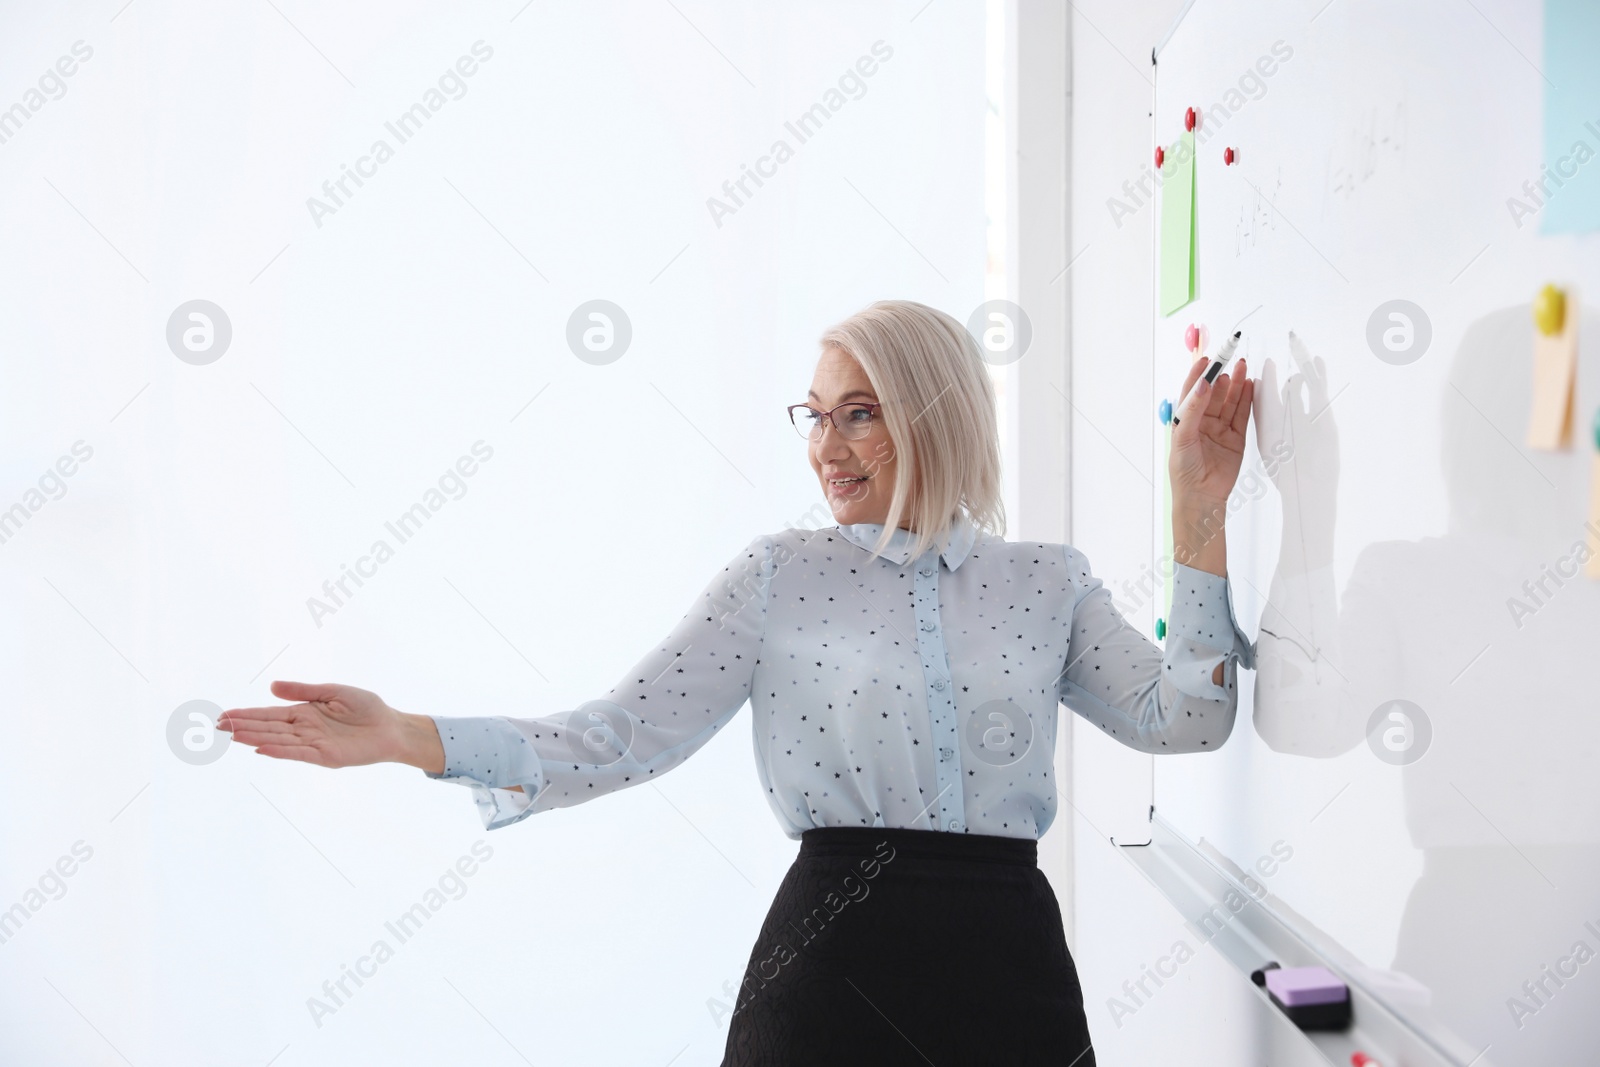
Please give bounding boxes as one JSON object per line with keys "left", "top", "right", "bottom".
{"left": 424, "top": 514, "right": 1254, "bottom": 839}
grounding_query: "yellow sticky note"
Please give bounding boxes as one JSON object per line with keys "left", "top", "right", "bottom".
{"left": 1527, "top": 290, "right": 1579, "bottom": 450}
{"left": 1159, "top": 131, "right": 1196, "bottom": 316}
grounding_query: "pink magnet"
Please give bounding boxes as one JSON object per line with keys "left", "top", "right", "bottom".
{"left": 1185, "top": 323, "right": 1200, "bottom": 351}
{"left": 1224, "top": 146, "right": 1237, "bottom": 165}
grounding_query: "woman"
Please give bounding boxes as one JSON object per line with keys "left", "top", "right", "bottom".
{"left": 219, "top": 299, "right": 1254, "bottom": 1065}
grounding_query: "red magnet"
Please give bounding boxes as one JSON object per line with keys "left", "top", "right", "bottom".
{"left": 1185, "top": 106, "right": 1198, "bottom": 131}
{"left": 1224, "top": 147, "right": 1237, "bottom": 165}
{"left": 1155, "top": 145, "right": 1165, "bottom": 167}
{"left": 1185, "top": 324, "right": 1200, "bottom": 351}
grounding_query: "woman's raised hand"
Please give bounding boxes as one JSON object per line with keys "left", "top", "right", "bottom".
{"left": 217, "top": 679, "right": 417, "bottom": 770}
{"left": 1170, "top": 352, "right": 1254, "bottom": 508}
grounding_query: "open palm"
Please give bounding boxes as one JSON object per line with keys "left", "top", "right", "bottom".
{"left": 1170, "top": 353, "right": 1253, "bottom": 506}
{"left": 217, "top": 680, "right": 399, "bottom": 768}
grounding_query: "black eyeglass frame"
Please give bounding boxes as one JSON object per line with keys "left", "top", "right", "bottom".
{"left": 787, "top": 401, "right": 883, "bottom": 440}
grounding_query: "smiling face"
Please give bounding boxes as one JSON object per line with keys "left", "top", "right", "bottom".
{"left": 805, "top": 344, "right": 908, "bottom": 527}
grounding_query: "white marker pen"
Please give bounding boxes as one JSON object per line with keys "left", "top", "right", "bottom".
{"left": 1173, "top": 330, "right": 1241, "bottom": 426}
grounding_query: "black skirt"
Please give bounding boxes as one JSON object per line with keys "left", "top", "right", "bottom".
{"left": 719, "top": 826, "right": 1096, "bottom": 1066}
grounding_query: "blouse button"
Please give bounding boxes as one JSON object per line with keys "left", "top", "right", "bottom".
{"left": 940, "top": 747, "right": 953, "bottom": 760}
{"left": 920, "top": 620, "right": 936, "bottom": 632}
{"left": 919, "top": 565, "right": 934, "bottom": 577}
{"left": 932, "top": 678, "right": 947, "bottom": 690}
{"left": 947, "top": 819, "right": 961, "bottom": 831}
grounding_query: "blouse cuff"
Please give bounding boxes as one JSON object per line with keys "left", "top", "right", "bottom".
{"left": 467, "top": 780, "right": 536, "bottom": 830}
{"left": 424, "top": 715, "right": 546, "bottom": 829}
{"left": 1166, "top": 563, "right": 1256, "bottom": 671}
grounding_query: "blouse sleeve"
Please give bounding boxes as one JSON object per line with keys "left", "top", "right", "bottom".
{"left": 1057, "top": 544, "right": 1254, "bottom": 754}
{"left": 422, "top": 533, "right": 779, "bottom": 830}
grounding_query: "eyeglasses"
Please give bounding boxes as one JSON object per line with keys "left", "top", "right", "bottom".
{"left": 787, "top": 401, "right": 881, "bottom": 441}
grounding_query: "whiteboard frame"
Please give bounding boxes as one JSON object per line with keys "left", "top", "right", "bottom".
{"left": 1121, "top": 812, "right": 1497, "bottom": 1067}
{"left": 1152, "top": 0, "right": 1201, "bottom": 64}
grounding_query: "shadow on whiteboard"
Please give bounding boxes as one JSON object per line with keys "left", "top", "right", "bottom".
{"left": 1248, "top": 305, "right": 1600, "bottom": 1063}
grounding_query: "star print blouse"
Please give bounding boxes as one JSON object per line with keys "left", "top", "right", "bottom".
{"left": 422, "top": 513, "right": 1255, "bottom": 840}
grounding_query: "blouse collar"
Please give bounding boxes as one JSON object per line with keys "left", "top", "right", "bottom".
{"left": 832, "top": 511, "right": 978, "bottom": 571}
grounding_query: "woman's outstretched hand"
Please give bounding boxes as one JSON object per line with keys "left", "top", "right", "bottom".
{"left": 217, "top": 680, "right": 443, "bottom": 772}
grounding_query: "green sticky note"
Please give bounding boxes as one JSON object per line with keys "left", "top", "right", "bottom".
{"left": 1159, "top": 131, "right": 1196, "bottom": 316}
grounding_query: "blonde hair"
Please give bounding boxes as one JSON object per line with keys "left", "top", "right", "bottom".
{"left": 818, "top": 299, "right": 1005, "bottom": 562}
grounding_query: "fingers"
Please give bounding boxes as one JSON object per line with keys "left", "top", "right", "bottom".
{"left": 255, "top": 743, "right": 331, "bottom": 766}
{"left": 222, "top": 680, "right": 341, "bottom": 733}
{"left": 1173, "top": 368, "right": 1213, "bottom": 436}
{"left": 1176, "top": 354, "right": 1207, "bottom": 407}
{"left": 228, "top": 728, "right": 299, "bottom": 749}
{"left": 227, "top": 712, "right": 325, "bottom": 761}
{"left": 221, "top": 718, "right": 300, "bottom": 739}
{"left": 1177, "top": 353, "right": 1258, "bottom": 441}
{"left": 217, "top": 704, "right": 297, "bottom": 728}
{"left": 1215, "top": 356, "right": 1248, "bottom": 428}
{"left": 1202, "top": 367, "right": 1231, "bottom": 423}
{"left": 224, "top": 713, "right": 311, "bottom": 749}
{"left": 270, "top": 679, "right": 341, "bottom": 702}
{"left": 1231, "top": 376, "right": 1255, "bottom": 437}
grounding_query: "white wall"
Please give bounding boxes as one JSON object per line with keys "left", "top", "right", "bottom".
{"left": 0, "top": 4, "right": 987, "bottom": 1065}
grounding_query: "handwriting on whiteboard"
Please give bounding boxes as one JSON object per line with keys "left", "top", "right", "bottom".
{"left": 1235, "top": 168, "right": 1283, "bottom": 257}
{"left": 1326, "top": 101, "right": 1407, "bottom": 201}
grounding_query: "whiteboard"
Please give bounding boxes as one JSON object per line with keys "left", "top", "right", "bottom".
{"left": 1153, "top": 1, "right": 1600, "bottom": 1063}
